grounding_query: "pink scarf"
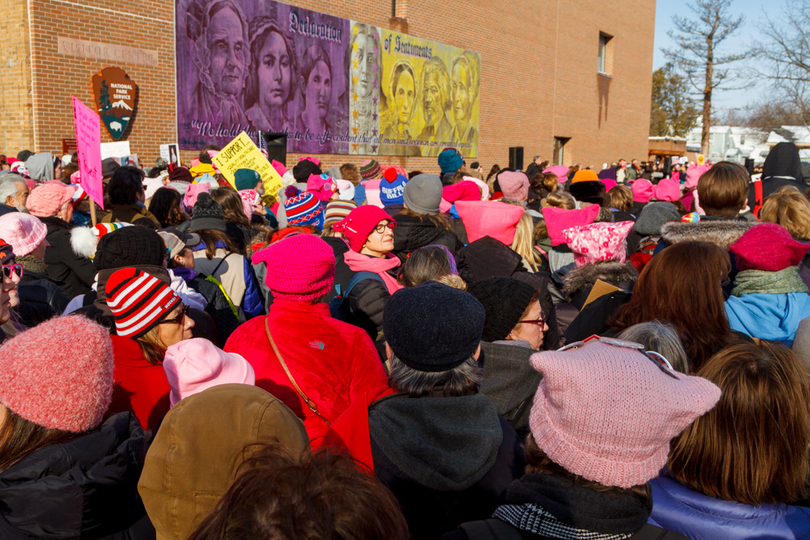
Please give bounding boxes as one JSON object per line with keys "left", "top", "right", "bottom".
{"left": 342, "top": 250, "right": 403, "bottom": 295}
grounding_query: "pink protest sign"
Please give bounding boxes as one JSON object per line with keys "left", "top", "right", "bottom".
{"left": 72, "top": 96, "right": 104, "bottom": 209}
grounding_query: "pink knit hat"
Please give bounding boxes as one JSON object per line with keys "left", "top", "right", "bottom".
{"left": 498, "top": 171, "right": 530, "bottom": 200}
{"left": 464, "top": 176, "right": 490, "bottom": 200}
{"left": 653, "top": 178, "right": 681, "bottom": 202}
{"left": 163, "top": 338, "right": 255, "bottom": 407}
{"left": 333, "top": 205, "right": 396, "bottom": 252}
{"left": 455, "top": 201, "right": 525, "bottom": 245}
{"left": 307, "top": 173, "right": 339, "bottom": 202}
{"left": 184, "top": 182, "right": 210, "bottom": 210}
{"left": 0, "top": 212, "right": 48, "bottom": 256}
{"left": 730, "top": 223, "right": 810, "bottom": 272}
{"left": 529, "top": 339, "right": 721, "bottom": 488}
{"left": 541, "top": 205, "right": 600, "bottom": 247}
{"left": 26, "top": 180, "right": 77, "bottom": 217}
{"left": 543, "top": 165, "right": 569, "bottom": 184}
{"left": 239, "top": 189, "right": 260, "bottom": 220}
{"left": 252, "top": 234, "right": 335, "bottom": 301}
{"left": 272, "top": 159, "right": 288, "bottom": 176}
{"left": 562, "top": 221, "right": 634, "bottom": 267}
{"left": 631, "top": 179, "right": 654, "bottom": 203}
{"left": 0, "top": 316, "right": 114, "bottom": 432}
{"left": 685, "top": 163, "right": 711, "bottom": 189}
{"left": 442, "top": 181, "right": 481, "bottom": 203}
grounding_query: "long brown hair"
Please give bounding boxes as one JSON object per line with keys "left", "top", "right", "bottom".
{"left": 0, "top": 408, "right": 77, "bottom": 472}
{"left": 610, "top": 241, "right": 733, "bottom": 371}
{"left": 136, "top": 325, "right": 167, "bottom": 365}
{"left": 196, "top": 230, "right": 237, "bottom": 260}
{"left": 211, "top": 186, "right": 251, "bottom": 228}
{"left": 668, "top": 341, "right": 810, "bottom": 505}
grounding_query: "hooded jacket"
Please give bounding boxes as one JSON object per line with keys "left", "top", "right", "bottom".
{"left": 649, "top": 475, "right": 810, "bottom": 540}
{"left": 14, "top": 256, "right": 70, "bottom": 328}
{"left": 369, "top": 392, "right": 525, "bottom": 540}
{"left": 0, "top": 412, "right": 154, "bottom": 540}
{"left": 458, "top": 237, "right": 526, "bottom": 283}
{"left": 24, "top": 153, "right": 54, "bottom": 183}
{"left": 748, "top": 142, "right": 807, "bottom": 213}
{"left": 223, "top": 299, "right": 389, "bottom": 443}
{"left": 725, "top": 292, "right": 810, "bottom": 346}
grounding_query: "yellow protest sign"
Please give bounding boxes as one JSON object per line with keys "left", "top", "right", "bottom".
{"left": 697, "top": 154, "right": 705, "bottom": 165}
{"left": 212, "top": 132, "right": 283, "bottom": 202}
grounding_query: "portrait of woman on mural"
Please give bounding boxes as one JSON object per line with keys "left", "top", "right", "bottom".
{"left": 382, "top": 59, "right": 420, "bottom": 156}
{"left": 347, "top": 23, "right": 381, "bottom": 155}
{"left": 244, "top": 17, "right": 297, "bottom": 134}
{"left": 449, "top": 51, "right": 480, "bottom": 154}
{"left": 184, "top": 0, "right": 250, "bottom": 132}
{"left": 417, "top": 56, "right": 453, "bottom": 157}
{"left": 295, "top": 44, "right": 335, "bottom": 153}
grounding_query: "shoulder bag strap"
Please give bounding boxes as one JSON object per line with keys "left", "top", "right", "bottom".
{"left": 264, "top": 317, "right": 331, "bottom": 426}
{"left": 210, "top": 251, "right": 234, "bottom": 277}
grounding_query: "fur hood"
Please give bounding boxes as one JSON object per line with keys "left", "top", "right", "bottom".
{"left": 562, "top": 261, "right": 638, "bottom": 296}
{"left": 660, "top": 220, "right": 758, "bottom": 249}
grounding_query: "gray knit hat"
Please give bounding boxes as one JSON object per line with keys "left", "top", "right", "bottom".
{"left": 403, "top": 174, "right": 442, "bottom": 216}
{"left": 190, "top": 193, "right": 227, "bottom": 233}
{"left": 633, "top": 202, "right": 680, "bottom": 236}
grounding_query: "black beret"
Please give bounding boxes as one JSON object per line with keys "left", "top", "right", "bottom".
{"left": 467, "top": 278, "right": 536, "bottom": 342}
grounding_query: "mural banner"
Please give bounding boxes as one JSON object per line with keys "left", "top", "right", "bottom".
{"left": 175, "top": 0, "right": 479, "bottom": 157}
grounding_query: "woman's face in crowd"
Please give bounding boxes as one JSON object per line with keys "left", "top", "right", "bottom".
{"left": 508, "top": 301, "right": 548, "bottom": 350}
{"left": 173, "top": 248, "right": 196, "bottom": 270}
{"left": 6, "top": 263, "right": 20, "bottom": 308}
{"left": 258, "top": 31, "right": 291, "bottom": 108}
{"left": 157, "top": 304, "right": 195, "bottom": 348}
{"left": 352, "top": 32, "right": 376, "bottom": 98}
{"left": 0, "top": 275, "right": 16, "bottom": 325}
{"left": 361, "top": 220, "right": 394, "bottom": 257}
{"left": 395, "top": 70, "right": 415, "bottom": 125}
{"left": 304, "top": 61, "right": 332, "bottom": 121}
{"left": 452, "top": 63, "right": 471, "bottom": 123}
{"left": 206, "top": 7, "right": 246, "bottom": 97}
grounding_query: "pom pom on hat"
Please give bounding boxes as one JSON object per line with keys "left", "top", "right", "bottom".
{"left": 562, "top": 221, "right": 634, "bottom": 267}
{"left": 190, "top": 192, "right": 227, "bottom": 233}
{"left": 730, "top": 222, "right": 810, "bottom": 272}
{"left": 252, "top": 234, "right": 335, "bottom": 301}
{"left": 284, "top": 187, "right": 324, "bottom": 229}
{"left": 184, "top": 182, "right": 210, "bottom": 210}
{"left": 528, "top": 339, "right": 721, "bottom": 488}
{"left": 0, "top": 316, "right": 115, "bottom": 432}
{"left": 380, "top": 171, "right": 407, "bottom": 206}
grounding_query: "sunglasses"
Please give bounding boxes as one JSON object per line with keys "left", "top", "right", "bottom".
{"left": 158, "top": 305, "right": 188, "bottom": 326}
{"left": 2, "top": 263, "right": 23, "bottom": 280}
{"left": 559, "top": 335, "right": 679, "bottom": 380}
{"left": 519, "top": 311, "right": 547, "bottom": 326}
{"left": 373, "top": 221, "right": 396, "bottom": 234}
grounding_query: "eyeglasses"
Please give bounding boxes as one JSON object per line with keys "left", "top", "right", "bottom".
{"left": 158, "top": 305, "right": 188, "bottom": 326}
{"left": 373, "top": 221, "right": 395, "bottom": 234}
{"left": 559, "top": 335, "right": 679, "bottom": 380}
{"left": 2, "top": 263, "right": 23, "bottom": 280}
{"left": 519, "top": 311, "right": 547, "bottom": 326}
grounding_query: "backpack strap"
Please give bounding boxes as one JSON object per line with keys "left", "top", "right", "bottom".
{"left": 340, "top": 271, "right": 385, "bottom": 300}
{"left": 459, "top": 519, "right": 524, "bottom": 540}
{"left": 753, "top": 179, "right": 764, "bottom": 219}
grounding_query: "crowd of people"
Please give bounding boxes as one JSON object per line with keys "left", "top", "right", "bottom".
{"left": 0, "top": 142, "right": 810, "bottom": 539}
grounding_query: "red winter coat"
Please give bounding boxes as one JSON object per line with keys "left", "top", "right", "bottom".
{"left": 107, "top": 335, "right": 171, "bottom": 432}
{"left": 224, "top": 298, "right": 389, "bottom": 443}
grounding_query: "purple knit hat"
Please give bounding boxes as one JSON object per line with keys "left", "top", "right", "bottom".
{"left": 528, "top": 339, "right": 721, "bottom": 488}
{"left": 252, "top": 234, "right": 335, "bottom": 301}
{"left": 0, "top": 316, "right": 114, "bottom": 432}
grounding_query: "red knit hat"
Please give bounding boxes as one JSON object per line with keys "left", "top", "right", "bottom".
{"left": 0, "top": 316, "right": 114, "bottom": 432}
{"left": 252, "top": 234, "right": 335, "bottom": 301}
{"left": 333, "top": 205, "right": 396, "bottom": 252}
{"left": 106, "top": 267, "right": 182, "bottom": 338}
{"left": 730, "top": 223, "right": 810, "bottom": 272}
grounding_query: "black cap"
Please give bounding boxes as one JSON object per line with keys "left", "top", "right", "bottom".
{"left": 467, "top": 278, "right": 536, "bottom": 342}
{"left": 94, "top": 226, "right": 166, "bottom": 272}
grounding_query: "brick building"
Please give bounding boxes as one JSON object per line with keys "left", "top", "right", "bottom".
{"left": 1, "top": 0, "right": 655, "bottom": 173}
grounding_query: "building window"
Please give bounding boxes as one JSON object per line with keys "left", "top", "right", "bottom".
{"left": 598, "top": 32, "right": 613, "bottom": 74}
{"left": 554, "top": 137, "right": 569, "bottom": 166}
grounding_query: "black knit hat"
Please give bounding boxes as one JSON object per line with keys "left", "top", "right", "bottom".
{"left": 382, "top": 281, "right": 485, "bottom": 372}
{"left": 466, "top": 278, "right": 536, "bottom": 342}
{"left": 190, "top": 192, "right": 227, "bottom": 233}
{"left": 93, "top": 226, "right": 165, "bottom": 272}
{"left": 292, "top": 159, "right": 322, "bottom": 182}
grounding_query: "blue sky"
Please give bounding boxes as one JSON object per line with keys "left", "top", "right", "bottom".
{"left": 653, "top": 0, "right": 772, "bottom": 112}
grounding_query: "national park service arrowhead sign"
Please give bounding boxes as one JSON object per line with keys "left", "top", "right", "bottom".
{"left": 91, "top": 67, "right": 138, "bottom": 141}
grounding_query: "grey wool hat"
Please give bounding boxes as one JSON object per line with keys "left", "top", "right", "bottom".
{"left": 190, "top": 192, "right": 227, "bottom": 233}
{"left": 403, "top": 174, "right": 443, "bottom": 216}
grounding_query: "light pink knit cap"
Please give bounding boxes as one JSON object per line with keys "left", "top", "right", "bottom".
{"left": 0, "top": 212, "right": 48, "bottom": 256}
{"left": 528, "top": 340, "right": 721, "bottom": 488}
{"left": 163, "top": 338, "right": 255, "bottom": 407}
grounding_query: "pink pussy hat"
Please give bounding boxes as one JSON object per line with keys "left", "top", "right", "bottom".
{"left": 528, "top": 339, "right": 721, "bottom": 489}
{"left": 163, "top": 338, "right": 255, "bottom": 407}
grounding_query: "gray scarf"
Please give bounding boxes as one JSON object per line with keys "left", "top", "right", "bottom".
{"left": 731, "top": 267, "right": 808, "bottom": 297}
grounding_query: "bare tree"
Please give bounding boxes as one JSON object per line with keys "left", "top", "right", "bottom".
{"left": 664, "top": 0, "right": 746, "bottom": 155}
{"left": 751, "top": 0, "right": 810, "bottom": 128}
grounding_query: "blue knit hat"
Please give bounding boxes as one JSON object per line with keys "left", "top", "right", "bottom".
{"left": 284, "top": 186, "right": 324, "bottom": 230}
{"left": 380, "top": 167, "right": 408, "bottom": 206}
{"left": 234, "top": 169, "right": 261, "bottom": 191}
{"left": 438, "top": 148, "right": 463, "bottom": 175}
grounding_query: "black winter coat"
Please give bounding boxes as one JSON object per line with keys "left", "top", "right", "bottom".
{"left": 331, "top": 254, "right": 394, "bottom": 341}
{"left": 392, "top": 213, "right": 464, "bottom": 264}
{"left": 0, "top": 412, "right": 155, "bottom": 540}
{"left": 457, "top": 236, "right": 525, "bottom": 283}
{"left": 15, "top": 270, "right": 70, "bottom": 328}
{"left": 39, "top": 216, "right": 96, "bottom": 298}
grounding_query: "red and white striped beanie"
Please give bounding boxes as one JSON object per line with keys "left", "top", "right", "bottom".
{"left": 106, "top": 267, "right": 181, "bottom": 338}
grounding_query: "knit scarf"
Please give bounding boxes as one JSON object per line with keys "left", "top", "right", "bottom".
{"left": 17, "top": 255, "right": 47, "bottom": 276}
{"left": 732, "top": 267, "right": 808, "bottom": 297}
{"left": 494, "top": 503, "right": 633, "bottom": 540}
{"left": 342, "top": 250, "right": 403, "bottom": 295}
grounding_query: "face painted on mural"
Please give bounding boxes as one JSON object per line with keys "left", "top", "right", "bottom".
{"left": 395, "top": 69, "right": 415, "bottom": 125}
{"left": 305, "top": 60, "right": 332, "bottom": 121}
{"left": 423, "top": 71, "right": 443, "bottom": 126}
{"left": 258, "top": 30, "right": 291, "bottom": 107}
{"left": 452, "top": 61, "right": 471, "bottom": 123}
{"left": 206, "top": 7, "right": 245, "bottom": 97}
{"left": 352, "top": 32, "right": 376, "bottom": 98}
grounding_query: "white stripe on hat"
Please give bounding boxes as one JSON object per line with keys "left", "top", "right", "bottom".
{"left": 116, "top": 287, "right": 176, "bottom": 334}
{"left": 108, "top": 273, "right": 153, "bottom": 311}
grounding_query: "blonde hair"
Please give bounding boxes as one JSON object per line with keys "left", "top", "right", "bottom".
{"left": 760, "top": 186, "right": 810, "bottom": 240}
{"left": 511, "top": 210, "right": 544, "bottom": 272}
{"left": 540, "top": 191, "right": 576, "bottom": 210}
{"left": 137, "top": 326, "right": 168, "bottom": 365}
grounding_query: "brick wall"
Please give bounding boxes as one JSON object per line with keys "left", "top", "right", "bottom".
{"left": 0, "top": 0, "right": 35, "bottom": 154}
{"left": 4, "top": 0, "right": 656, "bottom": 174}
